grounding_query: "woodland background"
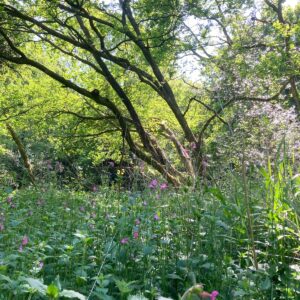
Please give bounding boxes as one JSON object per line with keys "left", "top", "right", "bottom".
{"left": 0, "top": 0, "right": 300, "bottom": 299}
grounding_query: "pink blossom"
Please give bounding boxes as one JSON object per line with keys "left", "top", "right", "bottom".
{"left": 160, "top": 182, "right": 168, "bottom": 190}
{"left": 135, "top": 218, "right": 141, "bottom": 225}
{"left": 190, "top": 142, "right": 197, "bottom": 149}
{"left": 182, "top": 148, "right": 190, "bottom": 158}
{"left": 120, "top": 237, "right": 129, "bottom": 244}
{"left": 133, "top": 231, "right": 139, "bottom": 239}
{"left": 154, "top": 214, "right": 159, "bottom": 221}
{"left": 22, "top": 235, "right": 29, "bottom": 246}
{"left": 19, "top": 245, "right": 23, "bottom": 252}
{"left": 79, "top": 206, "right": 85, "bottom": 212}
{"left": 6, "top": 196, "right": 12, "bottom": 204}
{"left": 200, "top": 290, "right": 219, "bottom": 299}
{"left": 148, "top": 179, "right": 158, "bottom": 188}
{"left": 210, "top": 291, "right": 219, "bottom": 300}
{"left": 39, "top": 261, "right": 44, "bottom": 269}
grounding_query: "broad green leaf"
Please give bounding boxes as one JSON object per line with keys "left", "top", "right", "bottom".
{"left": 24, "top": 278, "right": 47, "bottom": 295}
{"left": 60, "top": 289, "right": 87, "bottom": 300}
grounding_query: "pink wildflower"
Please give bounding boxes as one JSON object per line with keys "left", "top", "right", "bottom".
{"left": 19, "top": 235, "right": 29, "bottom": 252}
{"left": 190, "top": 142, "right": 197, "bottom": 149}
{"left": 120, "top": 237, "right": 129, "bottom": 244}
{"left": 39, "top": 261, "right": 44, "bottom": 269}
{"left": 6, "top": 196, "right": 12, "bottom": 204}
{"left": 199, "top": 290, "right": 219, "bottom": 300}
{"left": 79, "top": 206, "right": 85, "bottom": 212}
{"left": 22, "top": 235, "right": 29, "bottom": 246}
{"left": 133, "top": 231, "right": 139, "bottom": 239}
{"left": 0, "top": 224, "right": 4, "bottom": 231}
{"left": 135, "top": 218, "right": 141, "bottom": 225}
{"left": 142, "top": 201, "right": 148, "bottom": 206}
{"left": 160, "top": 182, "right": 168, "bottom": 190}
{"left": 154, "top": 214, "right": 159, "bottom": 221}
{"left": 210, "top": 291, "right": 219, "bottom": 300}
{"left": 148, "top": 179, "right": 158, "bottom": 188}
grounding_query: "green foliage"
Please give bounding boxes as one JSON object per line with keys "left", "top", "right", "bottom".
{"left": 0, "top": 156, "right": 300, "bottom": 299}
{"left": 0, "top": 2, "right": 300, "bottom": 298}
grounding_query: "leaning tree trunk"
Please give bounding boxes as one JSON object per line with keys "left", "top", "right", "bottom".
{"left": 6, "top": 123, "right": 35, "bottom": 185}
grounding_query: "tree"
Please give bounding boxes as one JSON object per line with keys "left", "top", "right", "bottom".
{"left": 0, "top": 0, "right": 298, "bottom": 185}
{"left": 182, "top": 0, "right": 300, "bottom": 112}
{"left": 0, "top": 0, "right": 203, "bottom": 185}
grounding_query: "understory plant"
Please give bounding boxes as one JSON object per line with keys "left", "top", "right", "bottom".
{"left": 0, "top": 154, "right": 299, "bottom": 299}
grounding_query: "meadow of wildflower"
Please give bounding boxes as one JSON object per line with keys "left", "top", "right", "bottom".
{"left": 0, "top": 161, "right": 300, "bottom": 300}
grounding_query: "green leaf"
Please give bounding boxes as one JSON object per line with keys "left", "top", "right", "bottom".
{"left": 216, "top": 220, "right": 229, "bottom": 230}
{"left": 0, "top": 274, "right": 12, "bottom": 283}
{"left": 233, "top": 290, "right": 247, "bottom": 297}
{"left": 143, "top": 246, "right": 153, "bottom": 256}
{"left": 167, "top": 273, "right": 183, "bottom": 280}
{"left": 60, "top": 289, "right": 87, "bottom": 300}
{"left": 93, "top": 287, "right": 114, "bottom": 300}
{"left": 54, "top": 275, "right": 62, "bottom": 291}
{"left": 46, "top": 284, "right": 60, "bottom": 299}
{"left": 24, "top": 277, "right": 47, "bottom": 295}
{"left": 260, "top": 277, "right": 271, "bottom": 290}
{"left": 115, "top": 279, "right": 135, "bottom": 295}
{"left": 0, "top": 265, "right": 7, "bottom": 273}
{"left": 200, "top": 262, "right": 214, "bottom": 270}
{"left": 205, "top": 187, "right": 226, "bottom": 204}
{"left": 128, "top": 295, "right": 148, "bottom": 300}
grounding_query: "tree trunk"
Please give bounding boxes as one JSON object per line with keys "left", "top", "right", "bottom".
{"left": 6, "top": 123, "right": 35, "bottom": 185}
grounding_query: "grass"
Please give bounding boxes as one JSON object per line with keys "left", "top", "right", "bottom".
{"left": 0, "top": 162, "right": 300, "bottom": 299}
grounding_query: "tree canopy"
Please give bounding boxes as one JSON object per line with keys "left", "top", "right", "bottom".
{"left": 0, "top": 0, "right": 299, "bottom": 185}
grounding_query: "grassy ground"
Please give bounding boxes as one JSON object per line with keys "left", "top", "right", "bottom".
{"left": 0, "top": 164, "right": 300, "bottom": 299}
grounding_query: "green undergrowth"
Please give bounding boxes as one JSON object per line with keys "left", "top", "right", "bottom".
{"left": 0, "top": 163, "right": 300, "bottom": 299}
